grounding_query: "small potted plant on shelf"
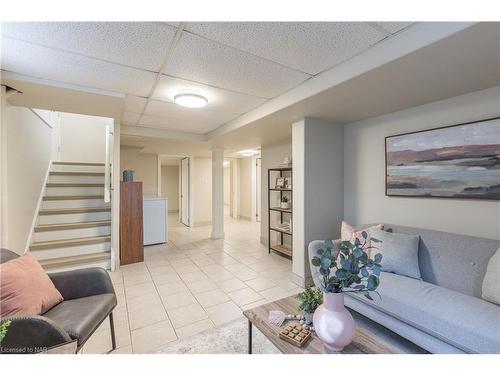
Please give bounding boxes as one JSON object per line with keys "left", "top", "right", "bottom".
{"left": 309, "top": 232, "right": 383, "bottom": 352}
{"left": 280, "top": 195, "right": 290, "bottom": 209}
{"left": 296, "top": 287, "right": 322, "bottom": 324}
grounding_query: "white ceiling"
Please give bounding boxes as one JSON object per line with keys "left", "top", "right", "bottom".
{"left": 1, "top": 21, "right": 412, "bottom": 135}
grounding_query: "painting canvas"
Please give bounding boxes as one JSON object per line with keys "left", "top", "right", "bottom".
{"left": 385, "top": 118, "right": 500, "bottom": 199}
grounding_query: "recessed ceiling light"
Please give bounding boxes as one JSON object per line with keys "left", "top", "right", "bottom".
{"left": 174, "top": 92, "right": 208, "bottom": 108}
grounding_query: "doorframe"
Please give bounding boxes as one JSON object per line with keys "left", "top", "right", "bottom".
{"left": 180, "top": 156, "right": 191, "bottom": 227}
{"left": 255, "top": 157, "right": 262, "bottom": 222}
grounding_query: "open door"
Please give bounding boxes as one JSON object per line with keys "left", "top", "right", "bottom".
{"left": 180, "top": 157, "right": 190, "bottom": 226}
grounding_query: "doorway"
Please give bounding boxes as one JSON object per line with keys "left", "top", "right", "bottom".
{"left": 256, "top": 157, "right": 261, "bottom": 222}
{"left": 180, "top": 157, "right": 190, "bottom": 227}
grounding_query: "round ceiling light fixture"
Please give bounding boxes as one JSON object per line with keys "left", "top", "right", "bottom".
{"left": 174, "top": 92, "right": 208, "bottom": 108}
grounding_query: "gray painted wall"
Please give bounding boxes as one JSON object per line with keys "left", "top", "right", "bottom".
{"left": 344, "top": 86, "right": 500, "bottom": 240}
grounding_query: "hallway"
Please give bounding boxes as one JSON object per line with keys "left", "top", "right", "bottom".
{"left": 82, "top": 213, "right": 298, "bottom": 353}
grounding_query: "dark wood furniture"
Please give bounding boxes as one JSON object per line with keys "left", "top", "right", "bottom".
{"left": 243, "top": 295, "right": 400, "bottom": 354}
{"left": 268, "top": 167, "right": 292, "bottom": 257}
{"left": 120, "top": 181, "right": 144, "bottom": 265}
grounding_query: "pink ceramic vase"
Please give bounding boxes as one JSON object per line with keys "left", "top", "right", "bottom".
{"left": 313, "top": 292, "right": 355, "bottom": 352}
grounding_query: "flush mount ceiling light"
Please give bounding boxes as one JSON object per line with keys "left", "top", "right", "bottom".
{"left": 174, "top": 92, "right": 208, "bottom": 108}
{"left": 237, "top": 149, "right": 260, "bottom": 157}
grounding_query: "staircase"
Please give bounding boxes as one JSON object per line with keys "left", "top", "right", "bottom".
{"left": 30, "top": 161, "right": 112, "bottom": 272}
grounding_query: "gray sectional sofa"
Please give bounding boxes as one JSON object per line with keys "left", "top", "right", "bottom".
{"left": 308, "top": 224, "right": 500, "bottom": 354}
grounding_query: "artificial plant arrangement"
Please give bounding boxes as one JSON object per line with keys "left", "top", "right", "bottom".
{"left": 311, "top": 231, "right": 383, "bottom": 300}
{"left": 0, "top": 320, "right": 11, "bottom": 343}
{"left": 297, "top": 286, "right": 323, "bottom": 314}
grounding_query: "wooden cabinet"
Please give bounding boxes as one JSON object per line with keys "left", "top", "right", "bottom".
{"left": 120, "top": 181, "right": 144, "bottom": 265}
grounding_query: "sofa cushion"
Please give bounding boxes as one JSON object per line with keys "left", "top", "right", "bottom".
{"left": 44, "top": 293, "right": 116, "bottom": 344}
{"left": 379, "top": 224, "right": 500, "bottom": 298}
{"left": 370, "top": 229, "right": 421, "bottom": 279}
{"left": 482, "top": 247, "right": 500, "bottom": 305}
{"left": 349, "top": 272, "right": 500, "bottom": 353}
{"left": 0, "top": 253, "right": 63, "bottom": 318}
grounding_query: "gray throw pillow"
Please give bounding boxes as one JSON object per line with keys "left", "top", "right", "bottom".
{"left": 369, "top": 228, "right": 421, "bottom": 279}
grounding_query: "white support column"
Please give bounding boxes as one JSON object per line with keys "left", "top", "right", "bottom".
{"left": 211, "top": 149, "right": 225, "bottom": 239}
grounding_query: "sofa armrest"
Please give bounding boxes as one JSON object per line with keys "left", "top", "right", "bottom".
{"left": 0, "top": 316, "right": 72, "bottom": 354}
{"left": 308, "top": 239, "right": 341, "bottom": 289}
{"left": 49, "top": 267, "right": 116, "bottom": 300}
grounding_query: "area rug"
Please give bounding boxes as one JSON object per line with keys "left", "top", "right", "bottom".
{"left": 156, "top": 318, "right": 280, "bottom": 354}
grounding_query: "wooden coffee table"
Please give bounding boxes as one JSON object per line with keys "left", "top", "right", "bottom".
{"left": 243, "top": 295, "right": 401, "bottom": 354}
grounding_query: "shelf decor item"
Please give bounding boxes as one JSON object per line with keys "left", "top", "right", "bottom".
{"left": 275, "top": 177, "right": 285, "bottom": 189}
{"left": 309, "top": 233, "right": 383, "bottom": 352}
{"left": 296, "top": 287, "right": 323, "bottom": 325}
{"left": 280, "top": 196, "right": 290, "bottom": 209}
{"left": 386, "top": 117, "right": 500, "bottom": 199}
{"left": 268, "top": 167, "right": 293, "bottom": 258}
{"left": 123, "top": 169, "right": 134, "bottom": 182}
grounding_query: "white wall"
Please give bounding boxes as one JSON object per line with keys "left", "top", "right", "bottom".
{"left": 162, "top": 165, "right": 179, "bottom": 211}
{"left": 120, "top": 147, "right": 158, "bottom": 196}
{"left": 2, "top": 104, "right": 53, "bottom": 253}
{"left": 344, "top": 86, "right": 500, "bottom": 240}
{"left": 260, "top": 141, "right": 292, "bottom": 245}
{"left": 238, "top": 157, "right": 253, "bottom": 221}
{"left": 59, "top": 112, "right": 109, "bottom": 163}
{"left": 192, "top": 157, "right": 212, "bottom": 226}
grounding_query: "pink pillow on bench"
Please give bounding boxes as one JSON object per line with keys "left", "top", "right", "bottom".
{"left": 0, "top": 253, "right": 63, "bottom": 318}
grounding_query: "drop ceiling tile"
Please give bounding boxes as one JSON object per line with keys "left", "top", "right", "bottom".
{"left": 375, "top": 22, "right": 413, "bottom": 34}
{"left": 139, "top": 114, "right": 220, "bottom": 134}
{"left": 184, "top": 22, "right": 386, "bottom": 75}
{"left": 1, "top": 22, "right": 177, "bottom": 71}
{"left": 145, "top": 99, "right": 238, "bottom": 125}
{"left": 125, "top": 96, "right": 147, "bottom": 113}
{"left": 164, "top": 31, "right": 310, "bottom": 98}
{"left": 153, "top": 75, "right": 267, "bottom": 114}
{"left": 122, "top": 111, "right": 141, "bottom": 124}
{"left": 1, "top": 37, "right": 156, "bottom": 96}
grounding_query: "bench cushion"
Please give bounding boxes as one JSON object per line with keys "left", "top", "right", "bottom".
{"left": 44, "top": 293, "right": 116, "bottom": 345}
{"left": 349, "top": 272, "right": 500, "bottom": 353}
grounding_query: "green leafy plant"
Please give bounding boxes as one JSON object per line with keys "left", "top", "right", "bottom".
{"left": 297, "top": 286, "right": 323, "bottom": 313}
{"left": 0, "top": 320, "right": 11, "bottom": 343}
{"left": 281, "top": 196, "right": 289, "bottom": 203}
{"left": 311, "top": 232, "right": 383, "bottom": 300}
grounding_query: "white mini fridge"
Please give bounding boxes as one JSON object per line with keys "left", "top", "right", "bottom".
{"left": 143, "top": 197, "right": 168, "bottom": 245}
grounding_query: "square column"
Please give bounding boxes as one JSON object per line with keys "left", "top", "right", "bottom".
{"left": 292, "top": 118, "right": 344, "bottom": 287}
{"left": 211, "top": 148, "right": 225, "bottom": 239}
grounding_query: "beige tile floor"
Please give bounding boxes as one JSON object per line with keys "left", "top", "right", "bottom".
{"left": 81, "top": 213, "right": 301, "bottom": 354}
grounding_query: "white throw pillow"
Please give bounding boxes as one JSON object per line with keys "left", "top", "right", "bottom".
{"left": 482, "top": 247, "right": 500, "bottom": 305}
{"left": 369, "top": 228, "right": 421, "bottom": 279}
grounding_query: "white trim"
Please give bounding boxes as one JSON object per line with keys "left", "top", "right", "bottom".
{"left": 24, "top": 160, "right": 52, "bottom": 253}
{"left": 121, "top": 124, "right": 206, "bottom": 142}
{"left": 1, "top": 71, "right": 125, "bottom": 98}
{"left": 206, "top": 22, "right": 475, "bottom": 140}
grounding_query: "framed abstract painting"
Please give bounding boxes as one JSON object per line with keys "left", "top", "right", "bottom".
{"left": 385, "top": 117, "right": 500, "bottom": 199}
